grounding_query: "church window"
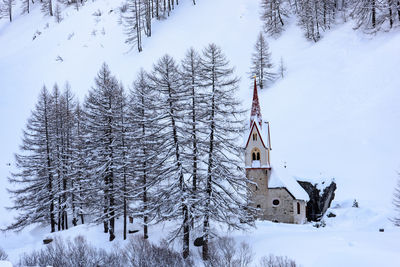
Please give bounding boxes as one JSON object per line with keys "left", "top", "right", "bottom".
{"left": 253, "top": 133, "right": 257, "bottom": 141}
{"left": 297, "top": 202, "right": 301, "bottom": 214}
{"left": 272, "top": 199, "right": 280, "bottom": 206}
{"left": 251, "top": 148, "right": 261, "bottom": 163}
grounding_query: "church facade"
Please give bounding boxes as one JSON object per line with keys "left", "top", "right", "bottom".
{"left": 245, "top": 79, "right": 309, "bottom": 224}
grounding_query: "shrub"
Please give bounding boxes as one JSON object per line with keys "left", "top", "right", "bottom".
{"left": 205, "top": 236, "right": 254, "bottom": 267}
{"left": 259, "top": 254, "right": 298, "bottom": 267}
{"left": 0, "top": 247, "right": 8, "bottom": 260}
{"left": 18, "top": 235, "right": 190, "bottom": 267}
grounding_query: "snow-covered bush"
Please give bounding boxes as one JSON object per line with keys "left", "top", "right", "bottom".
{"left": 204, "top": 236, "right": 254, "bottom": 267}
{"left": 352, "top": 199, "right": 359, "bottom": 208}
{"left": 18, "top": 235, "right": 189, "bottom": 267}
{"left": 0, "top": 247, "right": 8, "bottom": 260}
{"left": 258, "top": 254, "right": 298, "bottom": 267}
{"left": 123, "top": 236, "right": 191, "bottom": 267}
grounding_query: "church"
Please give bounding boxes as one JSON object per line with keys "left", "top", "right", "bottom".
{"left": 245, "top": 78, "right": 309, "bottom": 224}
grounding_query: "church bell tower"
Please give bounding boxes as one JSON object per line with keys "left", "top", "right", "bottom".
{"left": 245, "top": 78, "right": 271, "bottom": 216}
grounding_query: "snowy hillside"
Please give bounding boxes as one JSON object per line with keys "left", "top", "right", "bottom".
{"left": 1, "top": 0, "right": 400, "bottom": 266}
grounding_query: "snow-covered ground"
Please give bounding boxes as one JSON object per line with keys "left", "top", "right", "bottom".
{"left": 1, "top": 0, "right": 400, "bottom": 266}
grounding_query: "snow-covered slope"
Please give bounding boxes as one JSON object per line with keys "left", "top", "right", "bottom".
{"left": 1, "top": 0, "right": 400, "bottom": 265}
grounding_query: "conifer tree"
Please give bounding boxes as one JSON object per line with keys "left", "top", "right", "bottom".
{"left": 82, "top": 63, "right": 124, "bottom": 241}
{"left": 128, "top": 69, "right": 162, "bottom": 240}
{"left": 41, "top": 0, "right": 53, "bottom": 16}
{"left": 199, "top": 43, "right": 254, "bottom": 261}
{"left": 180, "top": 47, "right": 207, "bottom": 227}
{"left": 250, "top": 32, "right": 275, "bottom": 89}
{"left": 70, "top": 102, "right": 87, "bottom": 226}
{"left": 393, "top": 175, "right": 400, "bottom": 226}
{"left": 1, "top": 0, "right": 15, "bottom": 22}
{"left": 6, "top": 87, "right": 57, "bottom": 232}
{"left": 147, "top": 55, "right": 190, "bottom": 258}
{"left": 123, "top": 0, "right": 145, "bottom": 52}
{"left": 21, "top": 0, "right": 31, "bottom": 14}
{"left": 54, "top": 3, "right": 62, "bottom": 23}
{"left": 260, "top": 0, "right": 289, "bottom": 36}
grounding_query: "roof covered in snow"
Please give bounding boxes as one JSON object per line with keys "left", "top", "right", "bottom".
{"left": 268, "top": 167, "right": 310, "bottom": 201}
{"left": 244, "top": 119, "right": 270, "bottom": 149}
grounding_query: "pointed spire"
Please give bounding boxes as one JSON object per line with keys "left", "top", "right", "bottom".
{"left": 250, "top": 76, "right": 262, "bottom": 128}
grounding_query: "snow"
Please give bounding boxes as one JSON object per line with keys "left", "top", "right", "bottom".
{"left": 252, "top": 160, "right": 261, "bottom": 168}
{"left": 269, "top": 167, "right": 310, "bottom": 201}
{"left": 1, "top": 0, "right": 400, "bottom": 265}
{"left": 0, "top": 261, "right": 12, "bottom": 267}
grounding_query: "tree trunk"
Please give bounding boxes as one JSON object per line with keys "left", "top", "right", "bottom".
{"left": 167, "top": 81, "right": 189, "bottom": 258}
{"left": 372, "top": 0, "right": 376, "bottom": 28}
{"left": 203, "top": 69, "right": 216, "bottom": 261}
{"left": 44, "top": 94, "right": 56, "bottom": 233}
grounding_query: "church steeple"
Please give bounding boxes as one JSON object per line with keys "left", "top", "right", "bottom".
{"left": 250, "top": 77, "right": 262, "bottom": 128}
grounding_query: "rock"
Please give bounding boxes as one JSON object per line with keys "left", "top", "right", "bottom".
{"left": 298, "top": 180, "right": 337, "bottom": 222}
{"left": 327, "top": 212, "right": 336, "bottom": 218}
{"left": 128, "top": 230, "right": 139, "bottom": 234}
{"left": 43, "top": 238, "right": 53, "bottom": 244}
{"left": 194, "top": 236, "right": 204, "bottom": 247}
{"left": 379, "top": 228, "right": 384, "bottom": 232}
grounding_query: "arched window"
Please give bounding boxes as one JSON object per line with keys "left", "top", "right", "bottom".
{"left": 251, "top": 148, "right": 261, "bottom": 162}
{"left": 253, "top": 133, "right": 257, "bottom": 141}
{"left": 297, "top": 202, "right": 301, "bottom": 214}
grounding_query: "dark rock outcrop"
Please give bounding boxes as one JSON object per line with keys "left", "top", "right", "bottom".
{"left": 43, "top": 238, "right": 53, "bottom": 244}
{"left": 194, "top": 236, "right": 204, "bottom": 247}
{"left": 298, "top": 180, "right": 337, "bottom": 222}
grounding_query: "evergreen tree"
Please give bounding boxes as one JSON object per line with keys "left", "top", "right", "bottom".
{"left": 41, "top": 0, "right": 53, "bottom": 16}
{"left": 1, "top": 0, "right": 15, "bottom": 22}
{"left": 128, "top": 69, "right": 162, "bottom": 240}
{"left": 21, "top": 0, "right": 31, "bottom": 14}
{"left": 393, "top": 175, "right": 400, "bottom": 226}
{"left": 6, "top": 87, "right": 57, "bottom": 232}
{"left": 54, "top": 3, "right": 62, "bottom": 23}
{"left": 260, "top": 0, "right": 289, "bottom": 36}
{"left": 147, "top": 55, "right": 191, "bottom": 258}
{"left": 70, "top": 101, "right": 87, "bottom": 226}
{"left": 199, "top": 43, "right": 254, "bottom": 261}
{"left": 82, "top": 63, "right": 124, "bottom": 241}
{"left": 250, "top": 32, "right": 275, "bottom": 89}
{"left": 123, "top": 0, "right": 145, "bottom": 52}
{"left": 351, "top": 0, "right": 378, "bottom": 30}
{"left": 180, "top": 47, "right": 207, "bottom": 228}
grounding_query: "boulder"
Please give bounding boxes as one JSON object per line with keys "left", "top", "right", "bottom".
{"left": 43, "top": 238, "right": 53, "bottom": 245}
{"left": 298, "top": 180, "right": 336, "bottom": 222}
{"left": 194, "top": 236, "right": 204, "bottom": 247}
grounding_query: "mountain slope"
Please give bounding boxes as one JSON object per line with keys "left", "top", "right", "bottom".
{"left": 1, "top": 0, "right": 400, "bottom": 265}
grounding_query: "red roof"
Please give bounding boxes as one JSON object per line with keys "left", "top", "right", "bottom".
{"left": 250, "top": 78, "right": 262, "bottom": 128}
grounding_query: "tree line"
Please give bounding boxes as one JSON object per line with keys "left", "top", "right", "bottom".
{"left": 261, "top": 0, "right": 400, "bottom": 41}
{"left": 4, "top": 43, "right": 254, "bottom": 260}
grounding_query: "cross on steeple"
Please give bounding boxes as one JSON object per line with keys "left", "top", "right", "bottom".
{"left": 250, "top": 76, "right": 262, "bottom": 128}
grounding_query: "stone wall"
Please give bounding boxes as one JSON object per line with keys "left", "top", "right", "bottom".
{"left": 247, "top": 169, "right": 307, "bottom": 224}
